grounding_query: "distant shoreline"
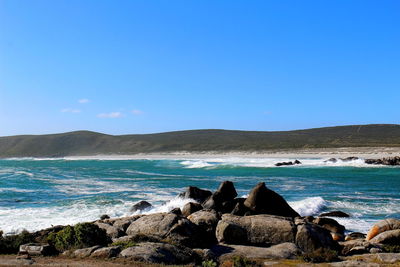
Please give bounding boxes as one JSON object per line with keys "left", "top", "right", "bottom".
{"left": 4, "top": 147, "right": 398, "bottom": 160}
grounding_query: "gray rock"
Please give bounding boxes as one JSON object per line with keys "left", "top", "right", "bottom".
{"left": 90, "top": 246, "right": 121, "bottom": 258}
{"left": 125, "top": 212, "right": 203, "bottom": 248}
{"left": 19, "top": 243, "right": 53, "bottom": 256}
{"left": 216, "top": 214, "right": 296, "bottom": 246}
{"left": 212, "top": 243, "right": 300, "bottom": 260}
{"left": 320, "top": 211, "right": 350, "bottom": 218}
{"left": 330, "top": 260, "right": 380, "bottom": 267}
{"left": 369, "top": 247, "right": 382, "bottom": 254}
{"left": 119, "top": 242, "right": 194, "bottom": 264}
{"left": 295, "top": 223, "right": 338, "bottom": 253}
{"left": 202, "top": 181, "right": 237, "bottom": 212}
{"left": 188, "top": 209, "right": 220, "bottom": 244}
{"left": 369, "top": 229, "right": 400, "bottom": 244}
{"left": 112, "top": 215, "right": 142, "bottom": 232}
{"left": 340, "top": 240, "right": 371, "bottom": 256}
{"left": 347, "top": 246, "right": 369, "bottom": 256}
{"left": 345, "top": 232, "right": 366, "bottom": 241}
{"left": 72, "top": 245, "right": 101, "bottom": 258}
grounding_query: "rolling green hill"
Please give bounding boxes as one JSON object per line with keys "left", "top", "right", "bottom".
{"left": 0, "top": 124, "right": 399, "bottom": 157}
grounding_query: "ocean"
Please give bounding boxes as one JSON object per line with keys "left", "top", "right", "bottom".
{"left": 0, "top": 156, "right": 399, "bottom": 235}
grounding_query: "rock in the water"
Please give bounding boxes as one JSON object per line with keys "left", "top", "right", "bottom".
{"left": 203, "top": 181, "right": 237, "bottom": 212}
{"left": 90, "top": 246, "right": 121, "bottom": 258}
{"left": 212, "top": 242, "right": 300, "bottom": 260}
{"left": 275, "top": 160, "right": 301, "bottom": 167}
{"left": 369, "top": 229, "right": 400, "bottom": 245}
{"left": 320, "top": 211, "right": 350, "bottom": 218}
{"left": 19, "top": 243, "right": 54, "bottom": 256}
{"left": 216, "top": 214, "right": 296, "bottom": 246}
{"left": 125, "top": 212, "right": 204, "bottom": 248}
{"left": 180, "top": 186, "right": 212, "bottom": 203}
{"left": 72, "top": 246, "right": 101, "bottom": 258}
{"left": 295, "top": 223, "right": 338, "bottom": 253}
{"left": 366, "top": 218, "right": 400, "bottom": 241}
{"left": 130, "top": 200, "right": 152, "bottom": 212}
{"left": 243, "top": 182, "right": 300, "bottom": 218}
{"left": 341, "top": 157, "right": 359, "bottom": 162}
{"left": 119, "top": 242, "right": 195, "bottom": 264}
{"left": 365, "top": 156, "right": 400, "bottom": 166}
{"left": 182, "top": 202, "right": 203, "bottom": 217}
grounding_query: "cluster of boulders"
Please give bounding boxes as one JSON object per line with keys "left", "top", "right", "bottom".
{"left": 325, "top": 156, "right": 400, "bottom": 166}
{"left": 16, "top": 181, "right": 400, "bottom": 265}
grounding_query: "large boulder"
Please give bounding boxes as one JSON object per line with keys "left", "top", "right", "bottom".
{"left": 180, "top": 186, "right": 212, "bottom": 203}
{"left": 295, "top": 223, "right": 338, "bottom": 253}
{"left": 119, "top": 242, "right": 195, "bottom": 264}
{"left": 72, "top": 245, "right": 101, "bottom": 258}
{"left": 366, "top": 219, "right": 400, "bottom": 241}
{"left": 211, "top": 243, "right": 301, "bottom": 260}
{"left": 19, "top": 243, "right": 54, "bottom": 256}
{"left": 188, "top": 209, "right": 220, "bottom": 244}
{"left": 130, "top": 201, "right": 152, "bottom": 212}
{"left": 182, "top": 202, "right": 203, "bottom": 217}
{"left": 203, "top": 181, "right": 237, "bottom": 212}
{"left": 243, "top": 182, "right": 300, "bottom": 218}
{"left": 369, "top": 229, "right": 400, "bottom": 245}
{"left": 125, "top": 213, "right": 204, "bottom": 248}
{"left": 216, "top": 214, "right": 296, "bottom": 246}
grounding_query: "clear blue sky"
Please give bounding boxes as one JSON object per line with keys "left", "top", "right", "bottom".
{"left": 1, "top": 0, "right": 399, "bottom": 136}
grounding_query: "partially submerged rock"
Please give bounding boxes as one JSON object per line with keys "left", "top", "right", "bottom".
{"left": 180, "top": 186, "right": 212, "bottom": 203}
{"left": 130, "top": 200, "right": 152, "bottom": 212}
{"left": 203, "top": 181, "right": 237, "bottom": 212}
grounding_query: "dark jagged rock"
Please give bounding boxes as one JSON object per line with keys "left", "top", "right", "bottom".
{"left": 100, "top": 214, "right": 110, "bottom": 220}
{"left": 231, "top": 198, "right": 250, "bottom": 216}
{"left": 170, "top": 208, "right": 182, "bottom": 215}
{"left": 365, "top": 156, "right": 400, "bottom": 166}
{"left": 243, "top": 182, "right": 300, "bottom": 218}
{"left": 179, "top": 186, "right": 212, "bottom": 203}
{"left": 275, "top": 160, "right": 301, "bottom": 167}
{"left": 182, "top": 202, "right": 202, "bottom": 217}
{"left": 203, "top": 181, "right": 237, "bottom": 212}
{"left": 320, "top": 211, "right": 350, "bottom": 218}
{"left": 341, "top": 157, "right": 359, "bottom": 162}
{"left": 325, "top": 158, "right": 338, "bottom": 163}
{"left": 130, "top": 200, "right": 152, "bottom": 212}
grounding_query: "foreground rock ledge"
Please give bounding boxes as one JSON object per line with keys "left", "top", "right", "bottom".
{"left": 4, "top": 181, "right": 400, "bottom": 266}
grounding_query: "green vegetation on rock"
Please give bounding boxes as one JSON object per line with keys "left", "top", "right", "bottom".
{"left": 47, "top": 223, "right": 108, "bottom": 252}
{"left": 110, "top": 240, "right": 137, "bottom": 250}
{"left": 302, "top": 247, "right": 339, "bottom": 263}
{"left": 0, "top": 230, "right": 34, "bottom": 254}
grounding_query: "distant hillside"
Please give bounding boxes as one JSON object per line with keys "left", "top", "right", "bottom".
{"left": 0, "top": 124, "right": 399, "bottom": 157}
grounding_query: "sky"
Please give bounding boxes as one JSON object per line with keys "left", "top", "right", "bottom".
{"left": 0, "top": 0, "right": 399, "bottom": 136}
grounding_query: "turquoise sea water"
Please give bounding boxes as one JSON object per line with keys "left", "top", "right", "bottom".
{"left": 0, "top": 157, "right": 399, "bottom": 234}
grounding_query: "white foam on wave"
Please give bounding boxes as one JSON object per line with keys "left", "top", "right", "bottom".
{"left": 135, "top": 197, "right": 196, "bottom": 215}
{"left": 289, "top": 197, "right": 326, "bottom": 216}
{"left": 177, "top": 157, "right": 378, "bottom": 169}
{"left": 0, "top": 187, "right": 36, "bottom": 193}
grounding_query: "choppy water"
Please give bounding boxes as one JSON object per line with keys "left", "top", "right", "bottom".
{"left": 0, "top": 157, "right": 399, "bottom": 234}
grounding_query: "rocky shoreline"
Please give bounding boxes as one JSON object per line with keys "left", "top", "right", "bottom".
{"left": 1, "top": 181, "right": 400, "bottom": 266}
